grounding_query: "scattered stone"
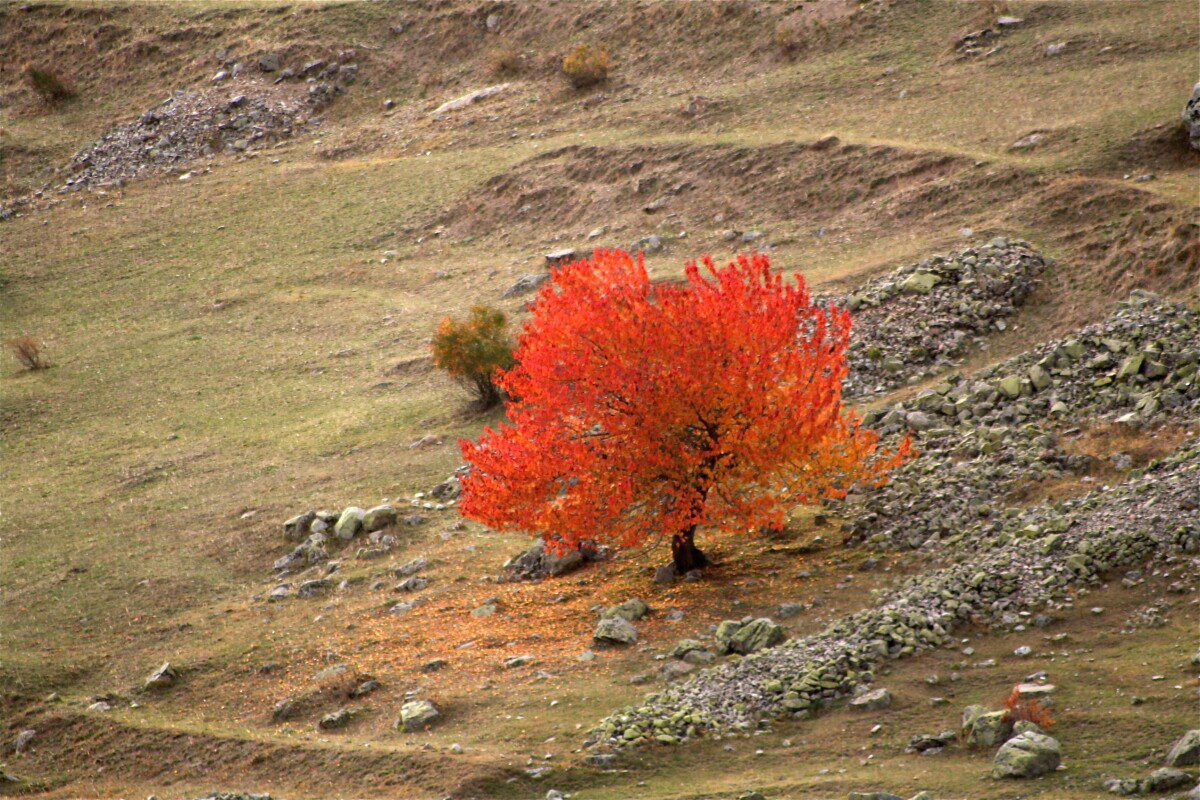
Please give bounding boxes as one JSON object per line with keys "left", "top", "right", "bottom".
{"left": 715, "top": 618, "right": 785, "bottom": 655}
{"left": 848, "top": 687, "right": 892, "bottom": 711}
{"left": 362, "top": 504, "right": 397, "bottom": 532}
{"left": 594, "top": 616, "right": 638, "bottom": 646}
{"left": 12, "top": 729, "right": 35, "bottom": 754}
{"left": 992, "top": 731, "right": 1062, "bottom": 778}
{"left": 502, "top": 538, "right": 608, "bottom": 581}
{"left": 832, "top": 241, "right": 1046, "bottom": 398}
{"left": 143, "top": 661, "right": 178, "bottom": 691}
{"left": 1166, "top": 730, "right": 1200, "bottom": 767}
{"left": 63, "top": 88, "right": 327, "bottom": 190}
{"left": 602, "top": 598, "right": 649, "bottom": 622}
{"left": 398, "top": 699, "right": 440, "bottom": 730}
{"left": 502, "top": 273, "right": 550, "bottom": 298}
{"left": 283, "top": 511, "right": 316, "bottom": 541}
{"left": 318, "top": 707, "right": 356, "bottom": 730}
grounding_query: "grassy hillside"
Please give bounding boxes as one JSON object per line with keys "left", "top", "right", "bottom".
{"left": 1, "top": 1, "right": 1197, "bottom": 798}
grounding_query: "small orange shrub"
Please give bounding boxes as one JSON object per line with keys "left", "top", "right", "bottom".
{"left": 1002, "top": 688, "right": 1055, "bottom": 729}
{"left": 5, "top": 335, "right": 48, "bottom": 370}
{"left": 431, "top": 305, "right": 515, "bottom": 409}
{"left": 24, "top": 66, "right": 76, "bottom": 103}
{"left": 562, "top": 44, "right": 610, "bottom": 89}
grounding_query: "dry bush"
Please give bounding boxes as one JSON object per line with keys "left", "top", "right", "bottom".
{"left": 1002, "top": 688, "right": 1055, "bottom": 729}
{"left": 773, "top": 20, "right": 807, "bottom": 59}
{"left": 562, "top": 44, "right": 610, "bottom": 89}
{"left": 486, "top": 46, "right": 525, "bottom": 78}
{"left": 24, "top": 65, "right": 76, "bottom": 103}
{"left": 5, "top": 335, "right": 48, "bottom": 370}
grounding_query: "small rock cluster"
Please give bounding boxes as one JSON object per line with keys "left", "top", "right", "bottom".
{"left": 63, "top": 87, "right": 327, "bottom": 190}
{"left": 833, "top": 239, "right": 1046, "bottom": 398}
{"left": 502, "top": 537, "right": 610, "bottom": 581}
{"left": 843, "top": 291, "right": 1200, "bottom": 550}
{"left": 588, "top": 434, "right": 1199, "bottom": 748}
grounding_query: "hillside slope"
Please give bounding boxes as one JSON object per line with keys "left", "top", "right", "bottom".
{"left": 1, "top": 1, "right": 1197, "bottom": 799}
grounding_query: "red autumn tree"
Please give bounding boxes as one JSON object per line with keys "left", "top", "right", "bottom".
{"left": 459, "top": 250, "right": 909, "bottom": 574}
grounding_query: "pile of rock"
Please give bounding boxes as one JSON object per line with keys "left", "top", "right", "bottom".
{"left": 63, "top": 87, "right": 327, "bottom": 190}
{"left": 502, "top": 537, "right": 610, "bottom": 581}
{"left": 842, "top": 291, "right": 1200, "bottom": 550}
{"left": 272, "top": 503, "right": 425, "bottom": 580}
{"left": 834, "top": 239, "right": 1046, "bottom": 398}
{"left": 587, "top": 437, "right": 1199, "bottom": 748}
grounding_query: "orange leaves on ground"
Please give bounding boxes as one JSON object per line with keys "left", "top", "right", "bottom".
{"left": 459, "top": 249, "right": 909, "bottom": 563}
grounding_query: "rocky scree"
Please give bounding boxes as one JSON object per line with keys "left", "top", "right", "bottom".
{"left": 588, "top": 426, "right": 1199, "bottom": 749}
{"left": 829, "top": 239, "right": 1046, "bottom": 398}
{"left": 841, "top": 292, "right": 1200, "bottom": 551}
{"left": 62, "top": 86, "right": 329, "bottom": 190}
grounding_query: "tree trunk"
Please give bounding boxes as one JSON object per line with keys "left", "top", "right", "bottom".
{"left": 671, "top": 526, "right": 709, "bottom": 574}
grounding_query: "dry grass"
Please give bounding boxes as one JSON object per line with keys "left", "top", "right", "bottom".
{"left": 485, "top": 46, "right": 525, "bottom": 78}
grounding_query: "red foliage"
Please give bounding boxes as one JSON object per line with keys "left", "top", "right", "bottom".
{"left": 1003, "top": 688, "right": 1055, "bottom": 729}
{"left": 458, "top": 250, "right": 910, "bottom": 571}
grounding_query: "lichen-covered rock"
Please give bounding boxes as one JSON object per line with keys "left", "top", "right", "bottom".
{"left": 715, "top": 617, "right": 785, "bottom": 655}
{"left": 362, "top": 504, "right": 397, "bottom": 532}
{"left": 317, "top": 707, "right": 356, "bottom": 730}
{"left": 334, "top": 507, "right": 365, "bottom": 541}
{"left": 594, "top": 616, "right": 638, "bottom": 646}
{"left": 283, "top": 510, "right": 316, "bottom": 541}
{"left": 398, "top": 700, "right": 440, "bottom": 731}
{"left": 992, "top": 731, "right": 1061, "bottom": 778}
{"left": 1166, "top": 730, "right": 1200, "bottom": 767}
{"left": 602, "top": 598, "right": 649, "bottom": 622}
{"left": 962, "top": 706, "right": 1012, "bottom": 748}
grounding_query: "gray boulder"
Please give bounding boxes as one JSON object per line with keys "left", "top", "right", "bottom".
{"left": 399, "top": 699, "right": 440, "bottom": 730}
{"left": 283, "top": 511, "right": 316, "bottom": 541}
{"left": 962, "top": 705, "right": 1013, "bottom": 747}
{"left": 1184, "top": 83, "right": 1200, "bottom": 151}
{"left": 849, "top": 687, "right": 893, "bottom": 711}
{"left": 1143, "top": 767, "right": 1193, "bottom": 793}
{"left": 594, "top": 616, "right": 638, "bottom": 645}
{"left": 334, "top": 507, "right": 365, "bottom": 540}
{"left": 318, "top": 707, "right": 356, "bottom": 730}
{"left": 362, "top": 504, "right": 397, "bottom": 532}
{"left": 602, "top": 598, "right": 649, "bottom": 622}
{"left": 715, "top": 617, "right": 785, "bottom": 655}
{"left": 144, "top": 662, "right": 178, "bottom": 690}
{"left": 992, "top": 731, "right": 1062, "bottom": 778}
{"left": 502, "top": 273, "right": 549, "bottom": 298}
{"left": 1167, "top": 730, "right": 1200, "bottom": 767}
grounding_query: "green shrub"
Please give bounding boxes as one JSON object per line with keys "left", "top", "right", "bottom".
{"left": 431, "top": 305, "right": 515, "bottom": 409}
